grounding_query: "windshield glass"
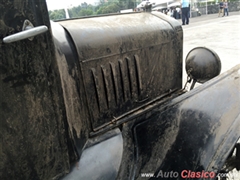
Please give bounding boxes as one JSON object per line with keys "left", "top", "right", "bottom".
{"left": 46, "top": 0, "right": 144, "bottom": 21}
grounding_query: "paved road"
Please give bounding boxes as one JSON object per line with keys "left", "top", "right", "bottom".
{"left": 180, "top": 12, "right": 240, "bottom": 178}
{"left": 179, "top": 11, "right": 240, "bottom": 85}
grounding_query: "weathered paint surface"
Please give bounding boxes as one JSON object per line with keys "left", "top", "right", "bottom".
{"left": 58, "top": 12, "right": 183, "bottom": 132}
{"left": 133, "top": 65, "right": 240, "bottom": 179}
{"left": 0, "top": 1, "right": 76, "bottom": 179}
{"left": 1, "top": 0, "right": 239, "bottom": 180}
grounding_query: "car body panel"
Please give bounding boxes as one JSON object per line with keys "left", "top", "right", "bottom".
{"left": 133, "top": 65, "right": 240, "bottom": 179}
{"left": 58, "top": 12, "right": 183, "bottom": 131}
{"left": 0, "top": 1, "right": 76, "bottom": 180}
{"left": 0, "top": 0, "right": 239, "bottom": 180}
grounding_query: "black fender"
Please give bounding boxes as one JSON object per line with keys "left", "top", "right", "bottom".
{"left": 61, "top": 128, "right": 123, "bottom": 180}
{"left": 133, "top": 64, "right": 240, "bottom": 179}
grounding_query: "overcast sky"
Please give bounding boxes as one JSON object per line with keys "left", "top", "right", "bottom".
{"left": 46, "top": 0, "right": 99, "bottom": 10}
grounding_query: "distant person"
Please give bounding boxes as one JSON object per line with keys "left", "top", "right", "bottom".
{"left": 173, "top": 7, "right": 177, "bottom": 19}
{"left": 165, "top": 10, "right": 168, "bottom": 15}
{"left": 223, "top": 0, "right": 229, "bottom": 16}
{"left": 176, "top": 6, "right": 181, "bottom": 19}
{"left": 181, "top": 0, "right": 190, "bottom": 25}
{"left": 167, "top": 9, "right": 172, "bottom": 16}
{"left": 188, "top": 4, "right": 191, "bottom": 18}
{"left": 218, "top": 0, "right": 224, "bottom": 17}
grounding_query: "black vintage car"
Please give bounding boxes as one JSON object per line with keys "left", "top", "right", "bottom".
{"left": 0, "top": 1, "right": 239, "bottom": 180}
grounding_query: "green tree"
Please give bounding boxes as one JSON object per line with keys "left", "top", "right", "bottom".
{"left": 48, "top": 0, "right": 140, "bottom": 20}
{"left": 119, "top": 0, "right": 136, "bottom": 9}
{"left": 97, "top": 3, "right": 120, "bottom": 14}
{"left": 81, "top": 2, "right": 88, "bottom": 9}
{"left": 68, "top": 6, "right": 82, "bottom": 18}
{"left": 68, "top": 3, "right": 94, "bottom": 18}
{"left": 49, "top": 9, "right": 66, "bottom": 21}
{"left": 79, "top": 9, "right": 94, "bottom": 16}
{"left": 95, "top": 0, "right": 139, "bottom": 15}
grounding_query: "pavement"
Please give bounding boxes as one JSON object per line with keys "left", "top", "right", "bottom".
{"left": 178, "top": 11, "right": 240, "bottom": 86}
{"left": 179, "top": 12, "right": 240, "bottom": 176}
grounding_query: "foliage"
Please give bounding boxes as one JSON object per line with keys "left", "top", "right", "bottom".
{"left": 97, "top": 2, "right": 120, "bottom": 14}
{"left": 48, "top": 0, "right": 140, "bottom": 21}
{"left": 68, "top": 6, "right": 82, "bottom": 18}
{"left": 48, "top": 9, "right": 66, "bottom": 21}
{"left": 118, "top": 0, "right": 136, "bottom": 10}
{"left": 79, "top": 9, "right": 94, "bottom": 16}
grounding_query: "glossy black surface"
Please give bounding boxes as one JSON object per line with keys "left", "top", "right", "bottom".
{"left": 185, "top": 47, "right": 221, "bottom": 83}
